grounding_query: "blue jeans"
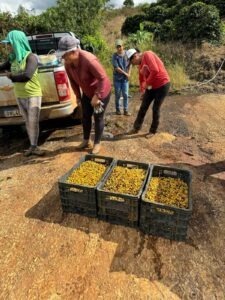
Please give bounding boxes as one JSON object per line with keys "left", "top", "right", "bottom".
{"left": 114, "top": 79, "right": 129, "bottom": 111}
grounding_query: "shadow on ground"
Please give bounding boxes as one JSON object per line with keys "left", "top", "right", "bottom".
{"left": 25, "top": 160, "right": 225, "bottom": 298}
{"left": 0, "top": 118, "right": 80, "bottom": 156}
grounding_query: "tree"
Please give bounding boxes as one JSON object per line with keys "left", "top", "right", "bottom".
{"left": 37, "top": 0, "right": 109, "bottom": 36}
{"left": 121, "top": 14, "right": 147, "bottom": 35}
{"left": 205, "top": 0, "right": 225, "bottom": 17}
{"left": 123, "top": 0, "right": 134, "bottom": 8}
{"left": 174, "top": 2, "right": 221, "bottom": 43}
{"left": 145, "top": 5, "right": 171, "bottom": 23}
{"left": 0, "top": 12, "right": 15, "bottom": 38}
{"left": 157, "top": 0, "right": 178, "bottom": 7}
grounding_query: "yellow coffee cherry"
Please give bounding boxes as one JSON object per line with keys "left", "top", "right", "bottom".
{"left": 67, "top": 160, "right": 107, "bottom": 187}
{"left": 145, "top": 177, "right": 188, "bottom": 209}
{"left": 104, "top": 166, "right": 146, "bottom": 196}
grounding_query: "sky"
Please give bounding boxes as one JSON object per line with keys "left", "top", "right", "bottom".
{"left": 0, "top": 0, "right": 155, "bottom": 14}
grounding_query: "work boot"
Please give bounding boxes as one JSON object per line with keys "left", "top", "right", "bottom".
{"left": 31, "top": 146, "right": 45, "bottom": 156}
{"left": 116, "top": 110, "right": 122, "bottom": 115}
{"left": 91, "top": 143, "right": 101, "bottom": 154}
{"left": 24, "top": 146, "right": 33, "bottom": 157}
{"left": 145, "top": 132, "right": 155, "bottom": 139}
{"left": 127, "top": 128, "right": 139, "bottom": 135}
{"left": 24, "top": 146, "right": 45, "bottom": 157}
{"left": 124, "top": 110, "right": 131, "bottom": 116}
{"left": 75, "top": 140, "right": 93, "bottom": 150}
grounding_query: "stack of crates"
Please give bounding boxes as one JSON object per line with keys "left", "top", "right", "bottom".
{"left": 58, "top": 155, "right": 192, "bottom": 241}
{"left": 97, "top": 160, "right": 150, "bottom": 227}
{"left": 58, "top": 155, "right": 114, "bottom": 217}
{"left": 140, "top": 165, "right": 192, "bottom": 241}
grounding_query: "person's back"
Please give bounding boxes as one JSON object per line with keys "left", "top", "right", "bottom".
{"left": 139, "top": 51, "right": 170, "bottom": 90}
{"left": 65, "top": 49, "right": 111, "bottom": 100}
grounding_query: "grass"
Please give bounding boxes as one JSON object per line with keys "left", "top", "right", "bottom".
{"left": 98, "top": 11, "right": 193, "bottom": 93}
{"left": 100, "top": 41, "right": 191, "bottom": 93}
{"left": 167, "top": 63, "right": 191, "bottom": 91}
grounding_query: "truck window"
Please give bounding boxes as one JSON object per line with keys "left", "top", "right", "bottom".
{"left": 29, "top": 38, "right": 60, "bottom": 55}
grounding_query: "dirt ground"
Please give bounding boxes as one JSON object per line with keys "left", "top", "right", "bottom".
{"left": 0, "top": 92, "right": 225, "bottom": 300}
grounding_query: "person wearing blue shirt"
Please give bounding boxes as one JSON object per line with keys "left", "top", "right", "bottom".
{"left": 112, "top": 39, "right": 131, "bottom": 116}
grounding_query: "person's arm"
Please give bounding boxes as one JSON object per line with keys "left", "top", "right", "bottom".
{"left": 139, "top": 67, "right": 146, "bottom": 93}
{"left": 0, "top": 60, "right": 11, "bottom": 72}
{"left": 142, "top": 52, "right": 159, "bottom": 86}
{"left": 9, "top": 54, "right": 38, "bottom": 82}
{"left": 127, "top": 64, "right": 132, "bottom": 77}
{"left": 112, "top": 54, "right": 129, "bottom": 77}
{"left": 65, "top": 65, "right": 82, "bottom": 100}
{"left": 88, "top": 58, "right": 109, "bottom": 100}
{"left": 116, "top": 67, "right": 129, "bottom": 77}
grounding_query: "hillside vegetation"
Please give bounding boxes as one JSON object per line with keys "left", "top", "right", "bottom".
{"left": 101, "top": 6, "right": 225, "bottom": 93}
{"left": 1, "top": 0, "right": 225, "bottom": 92}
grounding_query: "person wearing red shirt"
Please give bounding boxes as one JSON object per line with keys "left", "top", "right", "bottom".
{"left": 126, "top": 49, "right": 170, "bottom": 137}
{"left": 57, "top": 36, "right": 111, "bottom": 154}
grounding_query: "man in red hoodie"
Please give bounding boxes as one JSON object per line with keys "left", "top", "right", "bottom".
{"left": 126, "top": 48, "right": 170, "bottom": 137}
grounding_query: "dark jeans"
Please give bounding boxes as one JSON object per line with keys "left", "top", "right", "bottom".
{"left": 134, "top": 82, "right": 170, "bottom": 133}
{"left": 80, "top": 92, "right": 111, "bottom": 144}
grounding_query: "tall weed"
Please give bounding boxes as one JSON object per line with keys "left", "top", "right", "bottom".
{"left": 167, "top": 63, "right": 190, "bottom": 91}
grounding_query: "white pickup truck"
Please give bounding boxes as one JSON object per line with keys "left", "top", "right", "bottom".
{"left": 0, "top": 32, "right": 79, "bottom": 126}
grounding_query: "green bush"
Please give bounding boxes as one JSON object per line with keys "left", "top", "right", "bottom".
{"left": 158, "top": 20, "right": 176, "bottom": 41}
{"left": 145, "top": 5, "right": 171, "bottom": 24}
{"left": 125, "top": 26, "right": 154, "bottom": 49}
{"left": 180, "top": 0, "right": 198, "bottom": 5}
{"left": 121, "top": 14, "right": 147, "bottom": 35}
{"left": 82, "top": 34, "right": 107, "bottom": 53}
{"left": 205, "top": 0, "right": 225, "bottom": 17}
{"left": 157, "top": 0, "right": 179, "bottom": 7}
{"left": 142, "top": 21, "right": 161, "bottom": 35}
{"left": 174, "top": 2, "right": 222, "bottom": 43}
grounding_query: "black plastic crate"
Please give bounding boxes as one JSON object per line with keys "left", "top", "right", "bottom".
{"left": 58, "top": 154, "right": 114, "bottom": 217}
{"left": 97, "top": 160, "right": 150, "bottom": 227}
{"left": 140, "top": 165, "right": 192, "bottom": 241}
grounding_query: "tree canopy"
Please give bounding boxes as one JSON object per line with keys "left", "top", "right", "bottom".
{"left": 0, "top": 0, "right": 110, "bottom": 38}
{"left": 121, "top": 0, "right": 223, "bottom": 43}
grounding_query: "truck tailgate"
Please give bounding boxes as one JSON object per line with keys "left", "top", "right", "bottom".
{"left": 0, "top": 75, "right": 15, "bottom": 106}
{"left": 0, "top": 66, "right": 62, "bottom": 107}
{"left": 38, "top": 66, "right": 59, "bottom": 103}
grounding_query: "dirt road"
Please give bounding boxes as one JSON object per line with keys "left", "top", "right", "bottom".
{"left": 0, "top": 93, "right": 224, "bottom": 299}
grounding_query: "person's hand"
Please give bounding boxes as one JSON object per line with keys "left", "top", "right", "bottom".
{"left": 91, "top": 94, "right": 101, "bottom": 107}
{"left": 94, "top": 101, "right": 104, "bottom": 114}
{"left": 140, "top": 92, "right": 145, "bottom": 101}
